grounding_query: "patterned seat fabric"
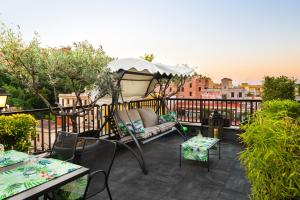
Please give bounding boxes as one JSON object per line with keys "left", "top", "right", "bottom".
{"left": 156, "top": 122, "right": 176, "bottom": 132}
{"left": 120, "top": 134, "right": 142, "bottom": 143}
{"left": 142, "top": 126, "right": 160, "bottom": 138}
{"left": 115, "top": 108, "right": 178, "bottom": 143}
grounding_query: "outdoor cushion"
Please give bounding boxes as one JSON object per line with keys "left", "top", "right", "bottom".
{"left": 159, "top": 111, "right": 177, "bottom": 124}
{"left": 52, "top": 175, "right": 88, "bottom": 200}
{"left": 120, "top": 133, "right": 145, "bottom": 143}
{"left": 126, "top": 119, "right": 145, "bottom": 134}
{"left": 138, "top": 108, "right": 159, "bottom": 127}
{"left": 143, "top": 126, "right": 160, "bottom": 138}
{"left": 118, "top": 119, "right": 145, "bottom": 135}
{"left": 157, "top": 121, "right": 176, "bottom": 132}
{"left": 116, "top": 109, "right": 143, "bottom": 125}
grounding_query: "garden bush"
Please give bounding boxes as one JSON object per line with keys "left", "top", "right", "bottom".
{"left": 262, "top": 76, "right": 296, "bottom": 101}
{"left": 0, "top": 114, "right": 37, "bottom": 151}
{"left": 239, "top": 100, "right": 300, "bottom": 199}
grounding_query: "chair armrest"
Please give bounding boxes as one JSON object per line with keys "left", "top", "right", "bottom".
{"left": 90, "top": 169, "right": 106, "bottom": 177}
{"left": 65, "top": 155, "right": 75, "bottom": 163}
{"left": 32, "top": 149, "right": 51, "bottom": 155}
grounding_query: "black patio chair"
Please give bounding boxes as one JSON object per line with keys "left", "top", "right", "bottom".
{"left": 80, "top": 138, "right": 117, "bottom": 199}
{"left": 49, "top": 131, "right": 78, "bottom": 162}
{"left": 47, "top": 138, "right": 117, "bottom": 200}
{"left": 35, "top": 131, "right": 78, "bottom": 162}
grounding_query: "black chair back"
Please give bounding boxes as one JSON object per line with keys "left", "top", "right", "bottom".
{"left": 80, "top": 138, "right": 117, "bottom": 199}
{"left": 50, "top": 131, "right": 78, "bottom": 162}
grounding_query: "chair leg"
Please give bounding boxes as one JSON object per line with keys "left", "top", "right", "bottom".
{"left": 106, "top": 182, "right": 113, "bottom": 200}
{"left": 174, "top": 127, "right": 187, "bottom": 141}
{"left": 116, "top": 141, "right": 148, "bottom": 174}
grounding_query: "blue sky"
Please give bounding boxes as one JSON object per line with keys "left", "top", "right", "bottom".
{"left": 1, "top": 0, "right": 299, "bottom": 83}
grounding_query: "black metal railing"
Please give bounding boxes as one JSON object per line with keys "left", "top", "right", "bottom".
{"left": 166, "top": 98, "right": 262, "bottom": 126}
{"left": 0, "top": 98, "right": 261, "bottom": 151}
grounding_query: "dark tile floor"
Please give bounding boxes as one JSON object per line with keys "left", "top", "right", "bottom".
{"left": 94, "top": 134, "right": 250, "bottom": 200}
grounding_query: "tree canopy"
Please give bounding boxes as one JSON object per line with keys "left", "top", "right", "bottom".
{"left": 141, "top": 53, "right": 154, "bottom": 62}
{"left": 0, "top": 23, "right": 115, "bottom": 132}
{"left": 262, "top": 76, "right": 296, "bottom": 101}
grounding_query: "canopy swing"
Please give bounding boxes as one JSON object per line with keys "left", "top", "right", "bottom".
{"left": 98, "top": 58, "right": 193, "bottom": 174}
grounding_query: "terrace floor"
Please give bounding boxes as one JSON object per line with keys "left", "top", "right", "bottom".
{"left": 94, "top": 133, "right": 250, "bottom": 200}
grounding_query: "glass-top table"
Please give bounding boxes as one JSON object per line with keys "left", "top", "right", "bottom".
{"left": 180, "top": 136, "right": 221, "bottom": 172}
{"left": 0, "top": 150, "right": 89, "bottom": 200}
{"left": 0, "top": 150, "right": 30, "bottom": 168}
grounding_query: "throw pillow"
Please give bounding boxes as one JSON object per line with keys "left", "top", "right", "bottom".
{"left": 159, "top": 111, "right": 177, "bottom": 124}
{"left": 119, "top": 120, "right": 145, "bottom": 135}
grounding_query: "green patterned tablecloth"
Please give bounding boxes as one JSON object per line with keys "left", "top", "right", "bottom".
{"left": 0, "top": 158, "right": 82, "bottom": 199}
{"left": 182, "top": 136, "right": 219, "bottom": 162}
{"left": 0, "top": 150, "right": 29, "bottom": 168}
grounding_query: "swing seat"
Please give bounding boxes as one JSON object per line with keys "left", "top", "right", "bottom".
{"left": 115, "top": 108, "right": 180, "bottom": 144}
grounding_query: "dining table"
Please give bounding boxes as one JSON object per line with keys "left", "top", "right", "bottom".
{"left": 0, "top": 150, "right": 89, "bottom": 200}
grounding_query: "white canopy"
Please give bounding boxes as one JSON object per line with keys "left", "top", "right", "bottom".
{"left": 108, "top": 58, "right": 194, "bottom": 76}
{"left": 107, "top": 57, "right": 194, "bottom": 98}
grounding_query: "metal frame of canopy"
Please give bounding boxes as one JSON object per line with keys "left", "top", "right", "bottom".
{"left": 98, "top": 58, "right": 193, "bottom": 174}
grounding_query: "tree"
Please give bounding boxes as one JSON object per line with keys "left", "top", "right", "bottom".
{"left": 0, "top": 24, "right": 115, "bottom": 132}
{"left": 262, "top": 76, "right": 296, "bottom": 101}
{"left": 141, "top": 53, "right": 154, "bottom": 62}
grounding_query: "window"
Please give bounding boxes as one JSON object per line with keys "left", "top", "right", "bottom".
{"left": 222, "top": 94, "right": 227, "bottom": 99}
{"left": 239, "top": 92, "right": 242, "bottom": 98}
{"left": 198, "top": 87, "right": 201, "bottom": 91}
{"left": 62, "top": 99, "right": 64, "bottom": 106}
{"left": 189, "top": 83, "right": 192, "bottom": 88}
{"left": 181, "top": 87, "right": 184, "bottom": 92}
{"left": 37, "top": 134, "right": 40, "bottom": 142}
{"left": 189, "top": 92, "right": 192, "bottom": 96}
{"left": 84, "top": 100, "right": 87, "bottom": 105}
{"left": 231, "top": 92, "right": 234, "bottom": 98}
{"left": 169, "top": 87, "right": 172, "bottom": 92}
{"left": 67, "top": 99, "right": 70, "bottom": 105}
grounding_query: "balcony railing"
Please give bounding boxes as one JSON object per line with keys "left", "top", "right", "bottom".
{"left": 0, "top": 98, "right": 261, "bottom": 151}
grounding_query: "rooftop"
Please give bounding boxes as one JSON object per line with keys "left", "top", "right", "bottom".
{"left": 95, "top": 131, "right": 250, "bottom": 200}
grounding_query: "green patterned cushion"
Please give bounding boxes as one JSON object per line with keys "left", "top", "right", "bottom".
{"left": 118, "top": 122, "right": 129, "bottom": 135}
{"left": 159, "top": 111, "right": 177, "bottom": 123}
{"left": 118, "top": 119, "right": 145, "bottom": 135}
{"left": 53, "top": 175, "right": 88, "bottom": 200}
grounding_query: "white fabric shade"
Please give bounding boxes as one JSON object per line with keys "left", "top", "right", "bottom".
{"left": 108, "top": 58, "right": 194, "bottom": 76}
{"left": 106, "top": 57, "right": 194, "bottom": 98}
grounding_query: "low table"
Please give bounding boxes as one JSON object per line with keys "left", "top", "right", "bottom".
{"left": 180, "top": 136, "right": 221, "bottom": 172}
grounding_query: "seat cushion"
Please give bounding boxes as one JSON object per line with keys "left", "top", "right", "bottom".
{"left": 52, "top": 175, "right": 88, "bottom": 200}
{"left": 156, "top": 122, "right": 176, "bottom": 132}
{"left": 116, "top": 109, "right": 143, "bottom": 124}
{"left": 120, "top": 134, "right": 142, "bottom": 143}
{"left": 138, "top": 108, "right": 159, "bottom": 128}
{"left": 142, "top": 126, "right": 160, "bottom": 138}
{"left": 159, "top": 111, "right": 177, "bottom": 124}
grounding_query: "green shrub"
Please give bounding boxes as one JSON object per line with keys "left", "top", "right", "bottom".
{"left": 239, "top": 100, "right": 300, "bottom": 199}
{"left": 0, "top": 114, "right": 38, "bottom": 151}
{"left": 262, "top": 76, "right": 296, "bottom": 101}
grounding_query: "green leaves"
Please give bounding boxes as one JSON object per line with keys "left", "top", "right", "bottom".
{"left": 262, "top": 76, "right": 296, "bottom": 101}
{"left": 0, "top": 114, "right": 37, "bottom": 151}
{"left": 239, "top": 100, "right": 300, "bottom": 199}
{"left": 0, "top": 23, "right": 114, "bottom": 112}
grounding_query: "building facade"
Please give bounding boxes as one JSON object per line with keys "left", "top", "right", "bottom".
{"left": 168, "top": 77, "right": 262, "bottom": 100}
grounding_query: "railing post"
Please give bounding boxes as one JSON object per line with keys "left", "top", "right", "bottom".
{"left": 162, "top": 98, "right": 166, "bottom": 115}
{"left": 61, "top": 115, "right": 66, "bottom": 131}
{"left": 199, "top": 100, "right": 203, "bottom": 123}
{"left": 137, "top": 101, "right": 141, "bottom": 109}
